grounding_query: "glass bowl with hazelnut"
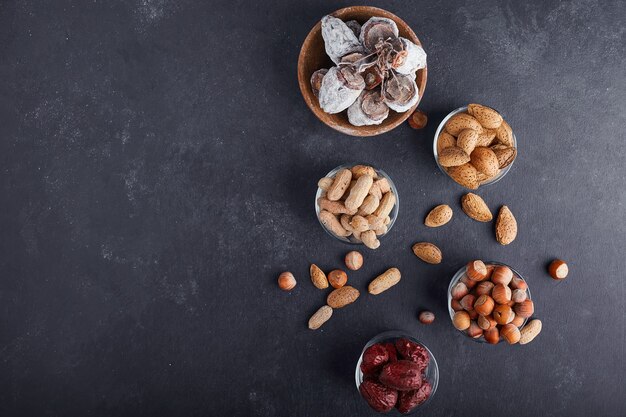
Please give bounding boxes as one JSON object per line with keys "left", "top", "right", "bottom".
{"left": 433, "top": 106, "right": 517, "bottom": 189}
{"left": 314, "top": 163, "right": 399, "bottom": 248}
{"left": 447, "top": 261, "right": 533, "bottom": 344}
{"left": 355, "top": 331, "right": 439, "bottom": 414}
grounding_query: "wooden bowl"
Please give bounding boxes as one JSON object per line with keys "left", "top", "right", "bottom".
{"left": 297, "top": 6, "right": 428, "bottom": 137}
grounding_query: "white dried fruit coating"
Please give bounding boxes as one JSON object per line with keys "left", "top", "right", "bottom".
{"left": 318, "top": 66, "right": 364, "bottom": 114}
{"left": 344, "top": 20, "right": 361, "bottom": 37}
{"left": 321, "top": 15, "right": 364, "bottom": 64}
{"left": 394, "top": 38, "right": 427, "bottom": 75}
{"left": 382, "top": 73, "right": 419, "bottom": 112}
{"left": 359, "top": 17, "right": 399, "bottom": 51}
{"left": 347, "top": 90, "right": 389, "bottom": 126}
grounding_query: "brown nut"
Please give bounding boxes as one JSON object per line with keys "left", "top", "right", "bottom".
{"left": 308, "top": 305, "right": 333, "bottom": 330}
{"left": 519, "top": 319, "right": 542, "bottom": 344}
{"left": 328, "top": 269, "right": 348, "bottom": 289}
{"left": 460, "top": 275, "right": 477, "bottom": 289}
{"left": 467, "top": 321, "right": 483, "bottom": 338}
{"left": 475, "top": 281, "right": 495, "bottom": 296}
{"left": 474, "top": 295, "right": 495, "bottom": 316}
{"left": 478, "top": 314, "right": 497, "bottom": 330}
{"left": 501, "top": 323, "right": 521, "bottom": 344}
{"left": 492, "top": 284, "right": 512, "bottom": 304}
{"left": 451, "top": 299, "right": 463, "bottom": 311}
{"left": 418, "top": 311, "right": 435, "bottom": 324}
{"left": 493, "top": 304, "right": 514, "bottom": 325}
{"left": 548, "top": 259, "right": 569, "bottom": 280}
{"left": 514, "top": 299, "right": 534, "bottom": 318}
{"left": 511, "top": 289, "right": 527, "bottom": 303}
{"left": 484, "top": 327, "right": 500, "bottom": 344}
{"left": 408, "top": 109, "right": 428, "bottom": 129}
{"left": 467, "top": 260, "right": 488, "bottom": 281}
{"left": 453, "top": 311, "right": 471, "bottom": 330}
{"left": 511, "top": 314, "right": 525, "bottom": 327}
{"left": 468, "top": 309, "right": 479, "bottom": 320}
{"left": 278, "top": 272, "right": 296, "bottom": 291}
{"left": 327, "top": 286, "right": 360, "bottom": 308}
{"left": 451, "top": 282, "right": 469, "bottom": 300}
{"left": 460, "top": 294, "right": 476, "bottom": 311}
{"left": 344, "top": 251, "right": 364, "bottom": 271}
{"left": 510, "top": 276, "right": 528, "bottom": 290}
{"left": 491, "top": 266, "right": 513, "bottom": 286}
{"left": 310, "top": 264, "right": 329, "bottom": 289}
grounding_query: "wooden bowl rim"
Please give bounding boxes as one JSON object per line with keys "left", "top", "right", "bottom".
{"left": 297, "top": 6, "right": 428, "bottom": 137}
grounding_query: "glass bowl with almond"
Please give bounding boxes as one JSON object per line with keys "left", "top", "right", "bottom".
{"left": 433, "top": 105, "right": 517, "bottom": 189}
{"left": 447, "top": 260, "right": 533, "bottom": 344}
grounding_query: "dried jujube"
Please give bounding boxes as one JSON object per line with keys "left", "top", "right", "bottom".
{"left": 382, "top": 73, "right": 419, "bottom": 112}
{"left": 394, "top": 38, "right": 427, "bottom": 75}
{"left": 395, "top": 338, "right": 430, "bottom": 371}
{"left": 396, "top": 381, "right": 433, "bottom": 413}
{"left": 384, "top": 342, "right": 398, "bottom": 362}
{"left": 360, "top": 343, "right": 389, "bottom": 375}
{"left": 359, "top": 379, "right": 398, "bottom": 413}
{"left": 379, "top": 360, "right": 423, "bottom": 391}
{"left": 347, "top": 90, "right": 389, "bottom": 126}
{"left": 359, "top": 17, "right": 399, "bottom": 52}
{"left": 310, "top": 69, "right": 327, "bottom": 97}
{"left": 318, "top": 66, "right": 365, "bottom": 114}
{"left": 321, "top": 15, "right": 363, "bottom": 64}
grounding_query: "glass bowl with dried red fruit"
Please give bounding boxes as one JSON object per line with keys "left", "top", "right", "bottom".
{"left": 355, "top": 331, "right": 438, "bottom": 414}
{"left": 447, "top": 260, "right": 533, "bottom": 344}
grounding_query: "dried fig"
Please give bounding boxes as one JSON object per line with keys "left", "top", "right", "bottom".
{"left": 347, "top": 90, "right": 389, "bottom": 126}
{"left": 382, "top": 73, "right": 419, "bottom": 112}
{"left": 360, "top": 343, "right": 389, "bottom": 375}
{"left": 360, "top": 17, "right": 399, "bottom": 52}
{"left": 344, "top": 20, "right": 361, "bottom": 37}
{"left": 394, "top": 38, "right": 427, "bottom": 75}
{"left": 310, "top": 69, "right": 328, "bottom": 97}
{"left": 379, "top": 360, "right": 423, "bottom": 391}
{"left": 359, "top": 379, "right": 398, "bottom": 412}
{"left": 318, "top": 66, "right": 365, "bottom": 114}
{"left": 396, "top": 381, "right": 432, "bottom": 413}
{"left": 321, "top": 15, "right": 363, "bottom": 64}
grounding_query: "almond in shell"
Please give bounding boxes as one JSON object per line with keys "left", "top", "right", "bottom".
{"left": 468, "top": 104, "right": 503, "bottom": 129}
{"left": 457, "top": 129, "right": 478, "bottom": 155}
{"left": 310, "top": 264, "right": 329, "bottom": 289}
{"left": 368, "top": 267, "right": 401, "bottom": 295}
{"left": 412, "top": 242, "right": 442, "bottom": 264}
{"left": 445, "top": 113, "right": 483, "bottom": 136}
{"left": 519, "top": 319, "right": 542, "bottom": 344}
{"left": 308, "top": 305, "right": 333, "bottom": 330}
{"left": 476, "top": 129, "right": 497, "bottom": 147}
{"left": 495, "top": 119, "right": 514, "bottom": 147}
{"left": 438, "top": 146, "right": 470, "bottom": 167}
{"left": 447, "top": 163, "right": 479, "bottom": 189}
{"left": 425, "top": 204, "right": 453, "bottom": 227}
{"left": 491, "top": 145, "right": 517, "bottom": 169}
{"left": 495, "top": 205, "right": 517, "bottom": 245}
{"left": 437, "top": 131, "right": 456, "bottom": 154}
{"left": 470, "top": 147, "right": 500, "bottom": 178}
{"left": 327, "top": 285, "right": 360, "bottom": 308}
{"left": 461, "top": 193, "right": 493, "bottom": 222}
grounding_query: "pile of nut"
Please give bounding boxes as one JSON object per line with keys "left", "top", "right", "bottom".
{"left": 317, "top": 164, "right": 396, "bottom": 249}
{"left": 311, "top": 15, "right": 426, "bottom": 126}
{"left": 359, "top": 337, "right": 433, "bottom": 413}
{"left": 437, "top": 104, "right": 517, "bottom": 189}
{"left": 450, "top": 260, "right": 542, "bottom": 345}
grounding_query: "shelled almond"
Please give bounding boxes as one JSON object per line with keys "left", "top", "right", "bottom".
{"left": 437, "top": 104, "right": 517, "bottom": 189}
{"left": 317, "top": 165, "right": 396, "bottom": 249}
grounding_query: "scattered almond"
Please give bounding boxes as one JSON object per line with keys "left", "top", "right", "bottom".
{"left": 310, "top": 264, "right": 329, "bottom": 289}
{"left": 327, "top": 285, "right": 360, "bottom": 308}
{"left": 412, "top": 242, "right": 442, "bottom": 264}
{"left": 368, "top": 267, "right": 402, "bottom": 295}
{"left": 461, "top": 193, "right": 493, "bottom": 222}
{"left": 495, "top": 205, "right": 517, "bottom": 245}
{"left": 308, "top": 305, "right": 333, "bottom": 330}
{"left": 519, "top": 319, "right": 542, "bottom": 344}
{"left": 425, "top": 204, "right": 453, "bottom": 227}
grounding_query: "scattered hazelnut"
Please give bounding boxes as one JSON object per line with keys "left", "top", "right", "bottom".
{"left": 467, "top": 321, "right": 483, "bottom": 338}
{"left": 474, "top": 294, "right": 495, "bottom": 316}
{"left": 467, "top": 260, "right": 488, "bottom": 281}
{"left": 510, "top": 276, "right": 528, "bottom": 290}
{"left": 328, "top": 269, "right": 348, "bottom": 289}
{"left": 453, "top": 311, "right": 471, "bottom": 330}
{"left": 408, "top": 109, "right": 428, "bottom": 129}
{"left": 475, "top": 281, "right": 495, "bottom": 296}
{"left": 451, "top": 282, "right": 469, "bottom": 300}
{"left": 548, "top": 259, "right": 568, "bottom": 280}
{"left": 493, "top": 304, "right": 514, "bottom": 325}
{"left": 511, "top": 314, "right": 525, "bottom": 327}
{"left": 278, "top": 272, "right": 296, "bottom": 291}
{"left": 484, "top": 327, "right": 500, "bottom": 344}
{"left": 460, "top": 294, "right": 476, "bottom": 311}
{"left": 451, "top": 299, "right": 463, "bottom": 311}
{"left": 514, "top": 299, "right": 534, "bottom": 318}
{"left": 511, "top": 288, "right": 527, "bottom": 303}
{"left": 419, "top": 311, "right": 435, "bottom": 324}
{"left": 491, "top": 266, "right": 513, "bottom": 286}
{"left": 344, "top": 251, "right": 364, "bottom": 271}
{"left": 501, "top": 323, "right": 521, "bottom": 344}
{"left": 492, "top": 284, "right": 512, "bottom": 305}
{"left": 478, "top": 314, "right": 497, "bottom": 331}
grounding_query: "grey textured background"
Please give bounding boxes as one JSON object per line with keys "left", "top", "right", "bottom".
{"left": 1, "top": 0, "right": 625, "bottom": 416}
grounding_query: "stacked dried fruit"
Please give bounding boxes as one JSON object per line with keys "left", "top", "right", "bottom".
{"left": 358, "top": 338, "right": 434, "bottom": 414}
{"left": 437, "top": 104, "right": 517, "bottom": 189}
{"left": 311, "top": 15, "right": 426, "bottom": 126}
{"left": 317, "top": 164, "right": 397, "bottom": 249}
{"left": 449, "top": 260, "right": 542, "bottom": 345}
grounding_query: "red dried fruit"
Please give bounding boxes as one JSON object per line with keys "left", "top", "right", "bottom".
{"left": 395, "top": 338, "right": 430, "bottom": 371}
{"left": 360, "top": 343, "right": 389, "bottom": 375}
{"left": 396, "top": 381, "right": 432, "bottom": 413}
{"left": 359, "top": 379, "right": 398, "bottom": 413}
{"left": 384, "top": 342, "right": 398, "bottom": 362}
{"left": 379, "top": 360, "right": 423, "bottom": 391}
{"left": 408, "top": 110, "right": 428, "bottom": 129}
